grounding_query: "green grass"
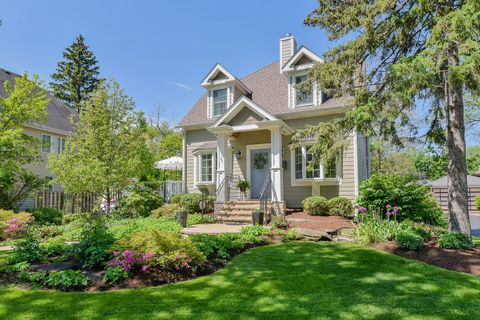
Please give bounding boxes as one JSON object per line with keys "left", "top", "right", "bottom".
{"left": 473, "top": 236, "right": 480, "bottom": 246}
{"left": 0, "top": 242, "right": 479, "bottom": 319}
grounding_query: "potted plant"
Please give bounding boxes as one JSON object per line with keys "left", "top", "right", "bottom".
{"left": 236, "top": 180, "right": 250, "bottom": 200}
{"left": 252, "top": 208, "right": 264, "bottom": 225}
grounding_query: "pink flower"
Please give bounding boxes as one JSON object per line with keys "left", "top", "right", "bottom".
{"left": 386, "top": 204, "right": 391, "bottom": 209}
{"left": 175, "top": 265, "right": 180, "bottom": 270}
{"left": 141, "top": 265, "right": 149, "bottom": 272}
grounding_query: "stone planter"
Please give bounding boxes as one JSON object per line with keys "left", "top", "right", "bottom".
{"left": 176, "top": 211, "right": 188, "bottom": 227}
{"left": 252, "top": 210, "right": 264, "bottom": 225}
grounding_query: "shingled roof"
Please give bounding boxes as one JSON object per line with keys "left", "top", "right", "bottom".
{"left": 0, "top": 68, "right": 77, "bottom": 133}
{"left": 178, "top": 61, "right": 349, "bottom": 127}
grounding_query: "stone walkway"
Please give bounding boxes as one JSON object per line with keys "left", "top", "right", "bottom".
{"left": 181, "top": 223, "right": 248, "bottom": 235}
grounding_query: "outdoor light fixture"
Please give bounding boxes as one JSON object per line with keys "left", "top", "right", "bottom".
{"left": 235, "top": 150, "right": 242, "bottom": 159}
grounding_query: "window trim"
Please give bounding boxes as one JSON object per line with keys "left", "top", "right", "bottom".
{"left": 208, "top": 84, "right": 233, "bottom": 119}
{"left": 212, "top": 88, "right": 228, "bottom": 117}
{"left": 194, "top": 151, "right": 217, "bottom": 186}
{"left": 290, "top": 144, "right": 341, "bottom": 186}
{"left": 294, "top": 75, "right": 314, "bottom": 107}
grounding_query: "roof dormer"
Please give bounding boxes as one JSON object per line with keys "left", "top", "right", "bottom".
{"left": 281, "top": 46, "right": 323, "bottom": 73}
{"left": 201, "top": 64, "right": 251, "bottom": 120}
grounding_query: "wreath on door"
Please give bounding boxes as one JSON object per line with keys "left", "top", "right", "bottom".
{"left": 253, "top": 152, "right": 268, "bottom": 169}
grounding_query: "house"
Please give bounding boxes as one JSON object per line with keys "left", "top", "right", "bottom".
{"left": 177, "top": 34, "right": 369, "bottom": 221}
{"left": 0, "top": 68, "right": 76, "bottom": 210}
{"left": 429, "top": 175, "right": 480, "bottom": 213}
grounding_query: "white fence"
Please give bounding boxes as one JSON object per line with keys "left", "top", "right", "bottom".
{"left": 160, "top": 181, "right": 183, "bottom": 201}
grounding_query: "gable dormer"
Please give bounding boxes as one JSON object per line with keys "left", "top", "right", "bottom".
{"left": 279, "top": 38, "right": 324, "bottom": 110}
{"left": 201, "top": 64, "right": 251, "bottom": 119}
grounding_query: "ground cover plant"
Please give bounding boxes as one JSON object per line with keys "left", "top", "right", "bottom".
{"left": 0, "top": 242, "right": 479, "bottom": 319}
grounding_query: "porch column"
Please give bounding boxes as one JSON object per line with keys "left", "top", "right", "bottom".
{"left": 270, "top": 126, "right": 283, "bottom": 202}
{"left": 216, "top": 133, "right": 231, "bottom": 202}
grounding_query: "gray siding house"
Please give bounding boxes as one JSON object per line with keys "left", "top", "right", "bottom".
{"left": 177, "top": 34, "right": 369, "bottom": 220}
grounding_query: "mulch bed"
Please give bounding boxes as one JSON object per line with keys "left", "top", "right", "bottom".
{"left": 372, "top": 241, "right": 480, "bottom": 276}
{"left": 285, "top": 210, "right": 353, "bottom": 232}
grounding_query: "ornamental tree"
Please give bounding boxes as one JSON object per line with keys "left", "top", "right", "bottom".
{"left": 294, "top": 0, "right": 480, "bottom": 236}
{"left": 49, "top": 80, "right": 154, "bottom": 209}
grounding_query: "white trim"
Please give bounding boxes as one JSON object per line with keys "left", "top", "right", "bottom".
{"left": 246, "top": 143, "right": 271, "bottom": 199}
{"left": 201, "top": 63, "right": 251, "bottom": 94}
{"left": 182, "top": 128, "right": 187, "bottom": 193}
{"left": 193, "top": 150, "right": 217, "bottom": 188}
{"left": 281, "top": 46, "right": 323, "bottom": 73}
{"left": 353, "top": 129, "right": 359, "bottom": 197}
{"left": 25, "top": 123, "right": 71, "bottom": 136}
{"left": 211, "top": 96, "right": 278, "bottom": 127}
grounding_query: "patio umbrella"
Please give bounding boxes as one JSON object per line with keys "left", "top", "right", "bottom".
{"left": 155, "top": 156, "right": 183, "bottom": 171}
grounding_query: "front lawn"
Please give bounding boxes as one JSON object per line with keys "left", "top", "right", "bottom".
{"left": 0, "top": 242, "right": 479, "bottom": 319}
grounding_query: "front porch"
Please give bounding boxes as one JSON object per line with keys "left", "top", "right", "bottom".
{"left": 206, "top": 98, "right": 294, "bottom": 221}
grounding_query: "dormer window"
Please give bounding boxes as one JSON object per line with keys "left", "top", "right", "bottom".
{"left": 213, "top": 89, "right": 228, "bottom": 117}
{"left": 295, "top": 75, "right": 314, "bottom": 106}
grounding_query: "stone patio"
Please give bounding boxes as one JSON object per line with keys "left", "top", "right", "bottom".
{"left": 181, "top": 223, "right": 249, "bottom": 235}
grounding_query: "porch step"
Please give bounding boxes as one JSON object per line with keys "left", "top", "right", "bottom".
{"left": 215, "top": 200, "right": 261, "bottom": 223}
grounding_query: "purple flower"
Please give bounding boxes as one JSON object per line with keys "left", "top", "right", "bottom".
{"left": 141, "top": 265, "right": 149, "bottom": 272}
{"left": 358, "top": 207, "right": 367, "bottom": 214}
{"left": 386, "top": 204, "right": 391, "bottom": 209}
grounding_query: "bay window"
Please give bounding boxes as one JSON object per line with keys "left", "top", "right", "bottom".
{"left": 195, "top": 152, "right": 216, "bottom": 185}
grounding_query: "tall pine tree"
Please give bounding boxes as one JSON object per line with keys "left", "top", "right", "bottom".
{"left": 294, "top": 1, "right": 480, "bottom": 236}
{"left": 50, "top": 34, "right": 100, "bottom": 112}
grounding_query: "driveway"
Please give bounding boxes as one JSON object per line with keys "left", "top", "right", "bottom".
{"left": 471, "top": 213, "right": 480, "bottom": 237}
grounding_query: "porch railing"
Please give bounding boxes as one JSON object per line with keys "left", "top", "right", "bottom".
{"left": 215, "top": 174, "right": 242, "bottom": 202}
{"left": 259, "top": 175, "right": 273, "bottom": 223}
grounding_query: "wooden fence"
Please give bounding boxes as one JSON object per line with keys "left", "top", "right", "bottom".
{"left": 35, "top": 191, "right": 98, "bottom": 214}
{"left": 431, "top": 187, "right": 480, "bottom": 213}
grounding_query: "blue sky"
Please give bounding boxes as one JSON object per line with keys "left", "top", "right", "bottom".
{"left": 0, "top": 0, "right": 330, "bottom": 124}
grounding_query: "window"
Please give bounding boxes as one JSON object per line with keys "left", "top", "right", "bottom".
{"left": 196, "top": 152, "right": 216, "bottom": 184}
{"left": 213, "top": 89, "right": 228, "bottom": 116}
{"left": 57, "top": 138, "right": 66, "bottom": 154}
{"left": 292, "top": 145, "right": 339, "bottom": 181}
{"left": 324, "top": 161, "right": 337, "bottom": 178}
{"left": 295, "top": 147, "right": 302, "bottom": 179}
{"left": 295, "top": 75, "right": 313, "bottom": 106}
{"left": 41, "top": 134, "right": 51, "bottom": 153}
{"left": 306, "top": 146, "right": 321, "bottom": 178}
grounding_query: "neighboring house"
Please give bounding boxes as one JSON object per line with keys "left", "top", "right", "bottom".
{"left": 0, "top": 68, "right": 76, "bottom": 210}
{"left": 429, "top": 175, "right": 480, "bottom": 213}
{"left": 177, "top": 34, "right": 369, "bottom": 219}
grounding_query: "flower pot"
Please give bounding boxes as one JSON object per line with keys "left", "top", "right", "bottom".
{"left": 252, "top": 210, "right": 264, "bottom": 225}
{"left": 176, "top": 211, "right": 188, "bottom": 227}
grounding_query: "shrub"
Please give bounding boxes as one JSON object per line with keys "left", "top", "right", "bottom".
{"left": 187, "top": 213, "right": 215, "bottom": 225}
{"left": 170, "top": 193, "right": 202, "bottom": 213}
{"left": 108, "top": 250, "right": 154, "bottom": 273}
{"left": 75, "top": 215, "right": 115, "bottom": 269}
{"left": 476, "top": 195, "right": 480, "bottom": 211}
{"left": 0, "top": 210, "right": 32, "bottom": 239}
{"left": 328, "top": 197, "right": 354, "bottom": 218}
{"left": 191, "top": 234, "right": 245, "bottom": 259}
{"left": 396, "top": 230, "right": 424, "bottom": 251}
{"left": 439, "top": 232, "right": 473, "bottom": 249}
{"left": 41, "top": 238, "right": 71, "bottom": 257}
{"left": 9, "top": 237, "right": 47, "bottom": 264}
{"left": 43, "top": 270, "right": 89, "bottom": 291}
{"left": 355, "top": 214, "right": 401, "bottom": 244}
{"left": 29, "top": 208, "right": 63, "bottom": 225}
{"left": 112, "top": 230, "right": 205, "bottom": 269}
{"left": 108, "top": 217, "right": 181, "bottom": 239}
{"left": 62, "top": 213, "right": 89, "bottom": 225}
{"left": 32, "top": 224, "right": 63, "bottom": 239}
{"left": 302, "top": 196, "right": 330, "bottom": 216}
{"left": 103, "top": 266, "right": 129, "bottom": 285}
{"left": 115, "top": 184, "right": 164, "bottom": 218}
{"left": 271, "top": 216, "right": 289, "bottom": 230}
{"left": 151, "top": 203, "right": 182, "bottom": 218}
{"left": 18, "top": 271, "right": 48, "bottom": 289}
{"left": 357, "top": 173, "right": 446, "bottom": 226}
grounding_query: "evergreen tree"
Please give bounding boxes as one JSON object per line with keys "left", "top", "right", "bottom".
{"left": 294, "top": 1, "right": 480, "bottom": 236}
{"left": 50, "top": 34, "right": 100, "bottom": 112}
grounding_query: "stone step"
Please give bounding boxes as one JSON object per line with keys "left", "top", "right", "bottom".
{"left": 216, "top": 216, "right": 252, "bottom": 223}
{"left": 217, "top": 212, "right": 252, "bottom": 218}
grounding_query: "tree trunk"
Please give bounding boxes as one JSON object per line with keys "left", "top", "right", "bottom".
{"left": 445, "top": 42, "right": 471, "bottom": 237}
